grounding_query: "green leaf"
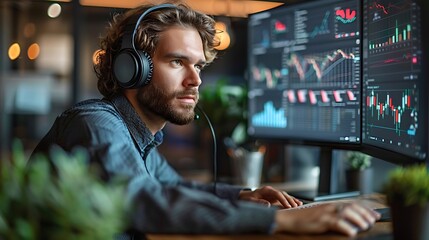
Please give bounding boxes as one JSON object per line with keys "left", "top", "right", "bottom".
{"left": 0, "top": 140, "right": 129, "bottom": 239}
{"left": 346, "top": 151, "right": 372, "bottom": 170}
{"left": 383, "top": 165, "right": 429, "bottom": 207}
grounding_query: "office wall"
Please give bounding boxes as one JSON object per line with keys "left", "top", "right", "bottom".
{"left": 0, "top": 2, "right": 251, "bottom": 165}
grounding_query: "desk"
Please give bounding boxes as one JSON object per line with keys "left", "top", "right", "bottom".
{"left": 147, "top": 193, "right": 392, "bottom": 240}
{"left": 147, "top": 222, "right": 391, "bottom": 240}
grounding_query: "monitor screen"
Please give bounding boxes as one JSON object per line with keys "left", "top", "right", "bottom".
{"left": 247, "top": 0, "right": 363, "bottom": 201}
{"left": 361, "top": 0, "right": 428, "bottom": 164}
{"left": 247, "top": 0, "right": 361, "bottom": 146}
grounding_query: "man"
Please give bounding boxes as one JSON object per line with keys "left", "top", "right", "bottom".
{"left": 31, "top": 2, "right": 379, "bottom": 237}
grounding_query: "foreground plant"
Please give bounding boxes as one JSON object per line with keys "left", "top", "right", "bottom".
{"left": 383, "top": 164, "right": 429, "bottom": 207}
{"left": 0, "top": 141, "right": 129, "bottom": 240}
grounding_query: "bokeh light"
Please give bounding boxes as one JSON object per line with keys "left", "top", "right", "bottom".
{"left": 214, "top": 22, "right": 231, "bottom": 51}
{"left": 47, "top": 3, "right": 62, "bottom": 18}
{"left": 28, "top": 43, "right": 41, "bottom": 60}
{"left": 8, "top": 43, "right": 21, "bottom": 60}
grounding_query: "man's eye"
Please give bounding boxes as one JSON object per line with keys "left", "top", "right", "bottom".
{"left": 195, "top": 64, "right": 204, "bottom": 72}
{"left": 172, "top": 60, "right": 182, "bottom": 66}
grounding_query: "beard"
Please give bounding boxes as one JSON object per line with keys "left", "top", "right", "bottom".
{"left": 136, "top": 83, "right": 198, "bottom": 125}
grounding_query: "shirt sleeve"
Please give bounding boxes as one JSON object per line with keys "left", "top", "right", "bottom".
{"left": 36, "top": 107, "right": 277, "bottom": 235}
{"left": 136, "top": 145, "right": 276, "bottom": 234}
{"left": 130, "top": 181, "right": 276, "bottom": 234}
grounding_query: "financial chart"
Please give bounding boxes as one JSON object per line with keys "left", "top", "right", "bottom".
{"left": 362, "top": 0, "right": 426, "bottom": 159}
{"left": 248, "top": 0, "right": 361, "bottom": 143}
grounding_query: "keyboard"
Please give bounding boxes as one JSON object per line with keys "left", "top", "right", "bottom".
{"left": 285, "top": 203, "right": 392, "bottom": 222}
{"left": 373, "top": 207, "right": 391, "bottom": 222}
{"left": 283, "top": 201, "right": 327, "bottom": 210}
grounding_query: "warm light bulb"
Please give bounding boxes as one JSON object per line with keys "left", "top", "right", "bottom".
{"left": 214, "top": 21, "right": 230, "bottom": 51}
{"left": 215, "top": 22, "right": 227, "bottom": 31}
{"left": 8, "top": 43, "right": 21, "bottom": 60}
{"left": 215, "top": 31, "right": 231, "bottom": 51}
{"left": 28, "top": 43, "right": 40, "bottom": 60}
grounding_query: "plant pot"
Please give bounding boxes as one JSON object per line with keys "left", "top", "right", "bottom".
{"left": 389, "top": 198, "right": 429, "bottom": 240}
{"left": 231, "top": 151, "right": 264, "bottom": 189}
{"left": 345, "top": 168, "right": 373, "bottom": 194}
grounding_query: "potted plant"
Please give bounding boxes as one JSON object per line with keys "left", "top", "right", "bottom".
{"left": 198, "top": 79, "right": 249, "bottom": 180}
{"left": 0, "top": 140, "right": 128, "bottom": 239}
{"left": 345, "top": 151, "right": 373, "bottom": 194}
{"left": 199, "top": 78, "right": 247, "bottom": 141}
{"left": 382, "top": 165, "right": 429, "bottom": 240}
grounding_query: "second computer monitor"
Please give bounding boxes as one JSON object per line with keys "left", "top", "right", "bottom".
{"left": 361, "top": 0, "right": 428, "bottom": 164}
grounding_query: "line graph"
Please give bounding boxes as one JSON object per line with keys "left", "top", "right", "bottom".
{"left": 369, "top": 0, "right": 413, "bottom": 15}
{"left": 251, "top": 65, "right": 289, "bottom": 88}
{"left": 368, "top": 51, "right": 418, "bottom": 69}
{"left": 309, "top": 11, "right": 331, "bottom": 38}
{"left": 284, "top": 48, "right": 359, "bottom": 84}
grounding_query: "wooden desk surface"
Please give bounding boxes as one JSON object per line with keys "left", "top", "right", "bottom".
{"left": 147, "top": 193, "right": 391, "bottom": 240}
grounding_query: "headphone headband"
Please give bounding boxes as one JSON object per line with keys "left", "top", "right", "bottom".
{"left": 113, "top": 4, "right": 177, "bottom": 89}
{"left": 132, "top": 4, "right": 176, "bottom": 49}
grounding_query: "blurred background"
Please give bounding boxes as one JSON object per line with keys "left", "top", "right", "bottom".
{"left": 0, "top": 0, "right": 396, "bottom": 191}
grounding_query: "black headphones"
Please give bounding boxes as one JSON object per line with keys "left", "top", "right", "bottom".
{"left": 113, "top": 4, "right": 177, "bottom": 88}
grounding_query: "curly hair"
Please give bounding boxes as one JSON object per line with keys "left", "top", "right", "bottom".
{"left": 94, "top": 3, "right": 219, "bottom": 98}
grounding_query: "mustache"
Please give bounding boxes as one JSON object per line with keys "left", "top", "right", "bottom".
{"left": 175, "top": 89, "right": 199, "bottom": 99}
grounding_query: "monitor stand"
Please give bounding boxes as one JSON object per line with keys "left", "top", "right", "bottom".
{"left": 290, "top": 147, "right": 360, "bottom": 202}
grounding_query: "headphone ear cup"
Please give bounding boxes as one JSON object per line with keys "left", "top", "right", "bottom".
{"left": 113, "top": 49, "right": 139, "bottom": 88}
{"left": 113, "top": 49, "right": 153, "bottom": 88}
{"left": 113, "top": 4, "right": 176, "bottom": 89}
{"left": 135, "top": 50, "right": 154, "bottom": 88}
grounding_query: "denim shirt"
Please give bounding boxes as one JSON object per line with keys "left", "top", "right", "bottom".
{"left": 31, "top": 94, "right": 275, "bottom": 234}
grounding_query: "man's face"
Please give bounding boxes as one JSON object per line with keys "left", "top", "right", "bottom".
{"left": 136, "top": 26, "right": 206, "bottom": 125}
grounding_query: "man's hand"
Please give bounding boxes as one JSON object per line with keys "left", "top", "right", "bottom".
{"left": 274, "top": 202, "right": 381, "bottom": 236}
{"left": 239, "top": 186, "right": 303, "bottom": 208}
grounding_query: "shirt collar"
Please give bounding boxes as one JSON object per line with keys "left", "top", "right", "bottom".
{"left": 108, "top": 94, "right": 163, "bottom": 150}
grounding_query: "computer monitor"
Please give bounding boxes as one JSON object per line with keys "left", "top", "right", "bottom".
{"left": 247, "top": 0, "right": 362, "bottom": 201}
{"left": 361, "top": 0, "right": 428, "bottom": 166}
